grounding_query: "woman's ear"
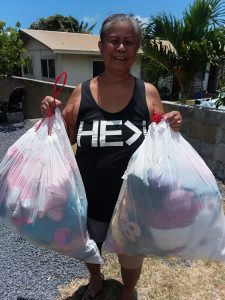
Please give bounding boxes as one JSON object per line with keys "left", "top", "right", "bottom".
{"left": 98, "top": 41, "right": 103, "bottom": 54}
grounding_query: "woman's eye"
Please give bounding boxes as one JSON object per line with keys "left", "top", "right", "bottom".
{"left": 125, "top": 41, "right": 133, "bottom": 46}
{"left": 110, "top": 40, "right": 119, "bottom": 45}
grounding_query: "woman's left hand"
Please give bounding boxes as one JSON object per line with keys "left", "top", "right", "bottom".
{"left": 165, "top": 111, "right": 182, "bottom": 132}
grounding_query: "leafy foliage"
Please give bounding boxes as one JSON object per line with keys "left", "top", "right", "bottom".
{"left": 0, "top": 21, "right": 25, "bottom": 77}
{"left": 142, "top": 0, "right": 225, "bottom": 99}
{"left": 215, "top": 67, "right": 225, "bottom": 108}
{"left": 215, "top": 91, "right": 225, "bottom": 108}
{"left": 29, "top": 14, "right": 96, "bottom": 34}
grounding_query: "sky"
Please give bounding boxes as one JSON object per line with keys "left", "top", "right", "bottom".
{"left": 1, "top": 0, "right": 195, "bottom": 34}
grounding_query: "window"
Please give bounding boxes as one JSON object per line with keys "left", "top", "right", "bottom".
{"left": 41, "top": 59, "right": 55, "bottom": 79}
{"left": 93, "top": 61, "right": 105, "bottom": 77}
{"left": 23, "top": 57, "right": 33, "bottom": 75}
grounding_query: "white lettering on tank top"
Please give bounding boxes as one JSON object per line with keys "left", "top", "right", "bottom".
{"left": 77, "top": 120, "right": 99, "bottom": 147}
{"left": 77, "top": 120, "right": 147, "bottom": 147}
{"left": 100, "top": 120, "right": 123, "bottom": 147}
{"left": 124, "top": 120, "right": 142, "bottom": 146}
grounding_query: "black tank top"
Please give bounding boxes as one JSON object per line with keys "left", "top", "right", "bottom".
{"left": 75, "top": 78, "right": 150, "bottom": 221}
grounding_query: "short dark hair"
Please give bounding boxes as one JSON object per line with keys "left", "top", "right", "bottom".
{"left": 100, "top": 13, "right": 142, "bottom": 46}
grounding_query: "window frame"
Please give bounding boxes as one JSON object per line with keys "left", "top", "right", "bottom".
{"left": 41, "top": 58, "right": 56, "bottom": 79}
{"left": 23, "top": 56, "right": 34, "bottom": 76}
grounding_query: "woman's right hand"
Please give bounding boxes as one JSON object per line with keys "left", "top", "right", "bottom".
{"left": 41, "top": 96, "right": 62, "bottom": 117}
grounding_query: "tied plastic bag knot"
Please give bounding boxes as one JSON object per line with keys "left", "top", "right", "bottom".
{"left": 151, "top": 110, "right": 165, "bottom": 124}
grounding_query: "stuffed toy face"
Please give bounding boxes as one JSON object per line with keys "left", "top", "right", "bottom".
{"left": 43, "top": 186, "right": 68, "bottom": 221}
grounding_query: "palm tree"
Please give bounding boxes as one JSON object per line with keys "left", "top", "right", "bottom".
{"left": 77, "top": 20, "right": 96, "bottom": 34}
{"left": 142, "top": 0, "right": 225, "bottom": 99}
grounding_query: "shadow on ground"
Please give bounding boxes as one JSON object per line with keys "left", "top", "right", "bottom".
{"left": 63, "top": 279, "right": 123, "bottom": 300}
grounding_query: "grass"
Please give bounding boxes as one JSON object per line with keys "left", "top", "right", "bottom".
{"left": 57, "top": 253, "right": 225, "bottom": 300}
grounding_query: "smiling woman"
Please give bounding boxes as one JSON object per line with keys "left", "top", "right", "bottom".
{"left": 41, "top": 13, "right": 182, "bottom": 300}
{"left": 98, "top": 14, "right": 141, "bottom": 78}
{"left": 98, "top": 23, "right": 139, "bottom": 77}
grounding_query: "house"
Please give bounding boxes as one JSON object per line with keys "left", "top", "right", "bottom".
{"left": 19, "top": 29, "right": 142, "bottom": 86}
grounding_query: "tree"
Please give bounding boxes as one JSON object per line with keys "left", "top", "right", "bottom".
{"left": 142, "top": 0, "right": 225, "bottom": 99}
{"left": 29, "top": 14, "right": 96, "bottom": 34}
{"left": 214, "top": 66, "right": 225, "bottom": 108}
{"left": 0, "top": 21, "right": 25, "bottom": 77}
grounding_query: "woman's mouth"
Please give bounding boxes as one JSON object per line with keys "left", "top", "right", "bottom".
{"left": 114, "top": 56, "right": 127, "bottom": 61}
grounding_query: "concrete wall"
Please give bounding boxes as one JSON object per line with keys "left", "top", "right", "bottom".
{"left": 163, "top": 101, "right": 225, "bottom": 182}
{"left": 0, "top": 77, "right": 224, "bottom": 181}
{"left": 0, "top": 76, "right": 74, "bottom": 119}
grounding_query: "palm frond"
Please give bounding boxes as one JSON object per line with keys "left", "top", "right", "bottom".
{"left": 183, "top": 0, "right": 225, "bottom": 38}
{"left": 144, "top": 13, "right": 184, "bottom": 50}
{"left": 207, "top": 0, "right": 225, "bottom": 26}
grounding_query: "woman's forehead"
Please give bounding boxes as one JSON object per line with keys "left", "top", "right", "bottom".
{"left": 105, "top": 21, "right": 137, "bottom": 37}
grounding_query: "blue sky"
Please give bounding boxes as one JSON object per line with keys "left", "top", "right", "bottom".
{"left": 1, "top": 0, "right": 195, "bottom": 34}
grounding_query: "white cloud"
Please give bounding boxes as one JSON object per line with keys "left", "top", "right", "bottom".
{"left": 135, "top": 15, "right": 150, "bottom": 27}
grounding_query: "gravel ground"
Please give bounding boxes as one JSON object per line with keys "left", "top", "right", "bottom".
{"left": 0, "top": 120, "right": 88, "bottom": 300}
{"left": 0, "top": 120, "right": 225, "bottom": 300}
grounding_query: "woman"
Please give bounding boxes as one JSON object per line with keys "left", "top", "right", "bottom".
{"left": 41, "top": 13, "right": 182, "bottom": 300}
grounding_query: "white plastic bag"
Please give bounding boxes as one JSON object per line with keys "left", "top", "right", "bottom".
{"left": 103, "top": 118, "right": 225, "bottom": 262}
{"left": 0, "top": 108, "right": 102, "bottom": 264}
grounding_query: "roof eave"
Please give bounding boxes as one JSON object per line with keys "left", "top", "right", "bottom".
{"left": 53, "top": 50, "right": 101, "bottom": 55}
{"left": 53, "top": 50, "right": 143, "bottom": 55}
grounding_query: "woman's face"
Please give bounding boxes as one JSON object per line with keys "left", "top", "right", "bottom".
{"left": 99, "top": 21, "right": 140, "bottom": 74}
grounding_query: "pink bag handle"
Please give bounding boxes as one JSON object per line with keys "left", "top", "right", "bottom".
{"left": 47, "top": 70, "right": 67, "bottom": 116}
{"left": 53, "top": 71, "right": 67, "bottom": 100}
{"left": 36, "top": 71, "right": 68, "bottom": 134}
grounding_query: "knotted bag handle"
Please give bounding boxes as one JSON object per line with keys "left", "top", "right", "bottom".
{"left": 151, "top": 110, "right": 165, "bottom": 124}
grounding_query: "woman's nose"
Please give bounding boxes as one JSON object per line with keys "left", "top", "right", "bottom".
{"left": 117, "top": 43, "right": 126, "bottom": 51}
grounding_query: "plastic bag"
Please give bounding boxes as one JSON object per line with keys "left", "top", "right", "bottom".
{"left": 103, "top": 116, "right": 225, "bottom": 262}
{"left": 0, "top": 73, "right": 102, "bottom": 264}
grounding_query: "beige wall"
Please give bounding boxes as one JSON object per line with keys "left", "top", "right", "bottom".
{"left": 23, "top": 39, "right": 56, "bottom": 81}
{"left": 1, "top": 77, "right": 224, "bottom": 181}
{"left": 130, "top": 56, "right": 142, "bottom": 78}
{"left": 61, "top": 54, "right": 92, "bottom": 85}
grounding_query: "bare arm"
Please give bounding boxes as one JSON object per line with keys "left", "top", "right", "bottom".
{"left": 145, "top": 82, "right": 165, "bottom": 115}
{"left": 61, "top": 84, "right": 82, "bottom": 145}
{"left": 144, "top": 82, "right": 182, "bottom": 131}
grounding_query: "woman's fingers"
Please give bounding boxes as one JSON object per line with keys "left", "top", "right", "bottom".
{"left": 165, "top": 111, "right": 182, "bottom": 132}
{"left": 40, "top": 97, "right": 62, "bottom": 116}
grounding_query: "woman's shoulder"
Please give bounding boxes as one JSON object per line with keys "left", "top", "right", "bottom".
{"left": 72, "top": 78, "right": 93, "bottom": 94}
{"left": 135, "top": 78, "right": 159, "bottom": 94}
{"left": 144, "top": 81, "right": 159, "bottom": 94}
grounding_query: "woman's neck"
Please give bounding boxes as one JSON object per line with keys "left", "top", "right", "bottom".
{"left": 100, "top": 70, "right": 133, "bottom": 85}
